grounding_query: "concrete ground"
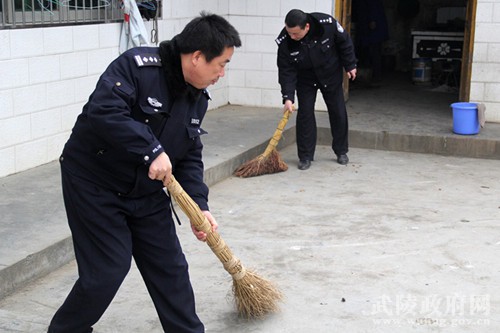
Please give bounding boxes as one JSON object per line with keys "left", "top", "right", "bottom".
{"left": 1, "top": 145, "right": 499, "bottom": 332}
{"left": 1, "top": 73, "right": 500, "bottom": 332}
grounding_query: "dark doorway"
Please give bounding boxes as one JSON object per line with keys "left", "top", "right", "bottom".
{"left": 347, "top": 0, "right": 474, "bottom": 113}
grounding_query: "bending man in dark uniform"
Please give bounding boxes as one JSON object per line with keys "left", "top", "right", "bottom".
{"left": 276, "top": 9, "right": 357, "bottom": 170}
{"left": 48, "top": 12, "right": 241, "bottom": 333}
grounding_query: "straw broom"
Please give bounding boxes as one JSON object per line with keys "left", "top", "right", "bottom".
{"left": 234, "top": 110, "right": 291, "bottom": 178}
{"left": 166, "top": 175, "right": 283, "bottom": 318}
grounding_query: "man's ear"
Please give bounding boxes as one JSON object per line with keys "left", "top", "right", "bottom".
{"left": 192, "top": 50, "right": 203, "bottom": 66}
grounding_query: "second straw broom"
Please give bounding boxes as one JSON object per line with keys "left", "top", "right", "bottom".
{"left": 234, "top": 109, "right": 291, "bottom": 178}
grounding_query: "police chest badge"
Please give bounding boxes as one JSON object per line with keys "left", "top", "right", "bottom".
{"left": 147, "top": 97, "right": 162, "bottom": 108}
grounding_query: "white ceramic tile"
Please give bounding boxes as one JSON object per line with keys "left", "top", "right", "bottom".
{"left": 487, "top": 43, "right": 500, "bottom": 62}
{"left": 494, "top": 2, "right": 500, "bottom": 23}
{"left": 43, "top": 26, "right": 74, "bottom": 54}
{"left": 99, "top": 23, "right": 121, "bottom": 48}
{"left": 12, "top": 83, "right": 47, "bottom": 115}
{"left": 245, "top": 34, "right": 276, "bottom": 53}
{"left": 0, "top": 59, "right": 30, "bottom": 90}
{"left": 73, "top": 25, "right": 100, "bottom": 51}
{"left": 73, "top": 75, "right": 99, "bottom": 103}
{"left": 47, "top": 132, "right": 69, "bottom": 161}
{"left": 472, "top": 42, "right": 488, "bottom": 62}
{"left": 469, "top": 82, "right": 485, "bottom": 101}
{"left": 0, "top": 114, "right": 31, "bottom": 148}
{"left": 0, "top": 147, "right": 16, "bottom": 177}
{"left": 29, "top": 55, "right": 61, "bottom": 84}
{"left": 0, "top": 89, "right": 14, "bottom": 119}
{"left": 15, "top": 137, "right": 48, "bottom": 173}
{"left": 61, "top": 103, "right": 82, "bottom": 130}
{"left": 0, "top": 31, "right": 11, "bottom": 60}
{"left": 228, "top": 86, "right": 261, "bottom": 105}
{"left": 262, "top": 53, "right": 277, "bottom": 71}
{"left": 228, "top": 0, "right": 246, "bottom": 15}
{"left": 230, "top": 52, "right": 262, "bottom": 70}
{"left": 31, "top": 108, "right": 62, "bottom": 140}
{"left": 476, "top": 2, "right": 494, "bottom": 23}
{"left": 229, "top": 16, "right": 263, "bottom": 34}
{"left": 46, "top": 80, "right": 76, "bottom": 109}
{"left": 88, "top": 48, "right": 116, "bottom": 75}
{"left": 10, "top": 29, "right": 44, "bottom": 58}
{"left": 246, "top": 0, "right": 280, "bottom": 17}
{"left": 475, "top": 23, "right": 500, "bottom": 43}
{"left": 60, "top": 52, "right": 89, "bottom": 79}
{"left": 484, "top": 83, "right": 500, "bottom": 102}
{"left": 471, "top": 62, "right": 500, "bottom": 82}
{"left": 227, "top": 69, "right": 245, "bottom": 87}
{"left": 246, "top": 70, "right": 278, "bottom": 89}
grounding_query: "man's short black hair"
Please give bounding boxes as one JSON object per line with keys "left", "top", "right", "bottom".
{"left": 285, "top": 9, "right": 308, "bottom": 29}
{"left": 176, "top": 12, "right": 241, "bottom": 62}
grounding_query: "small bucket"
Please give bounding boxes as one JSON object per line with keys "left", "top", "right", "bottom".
{"left": 450, "top": 102, "right": 479, "bottom": 135}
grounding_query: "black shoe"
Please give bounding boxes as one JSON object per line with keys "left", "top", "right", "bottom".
{"left": 337, "top": 154, "right": 349, "bottom": 165}
{"left": 298, "top": 160, "right": 311, "bottom": 170}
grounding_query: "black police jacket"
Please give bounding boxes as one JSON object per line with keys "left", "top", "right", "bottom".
{"left": 60, "top": 44, "right": 210, "bottom": 209}
{"left": 276, "top": 12, "right": 357, "bottom": 103}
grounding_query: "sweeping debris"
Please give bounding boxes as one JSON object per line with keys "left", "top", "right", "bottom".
{"left": 234, "top": 110, "right": 291, "bottom": 178}
{"left": 166, "top": 176, "right": 283, "bottom": 318}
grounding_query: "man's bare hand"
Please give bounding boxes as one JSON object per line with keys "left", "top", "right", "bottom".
{"left": 347, "top": 68, "right": 357, "bottom": 81}
{"left": 148, "top": 152, "right": 172, "bottom": 186}
{"left": 191, "top": 210, "right": 218, "bottom": 242}
{"left": 283, "top": 99, "right": 295, "bottom": 113}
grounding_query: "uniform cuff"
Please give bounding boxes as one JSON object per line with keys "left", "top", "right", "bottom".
{"left": 143, "top": 141, "right": 164, "bottom": 165}
{"left": 345, "top": 64, "right": 357, "bottom": 72}
{"left": 282, "top": 95, "right": 294, "bottom": 104}
{"left": 194, "top": 198, "right": 209, "bottom": 211}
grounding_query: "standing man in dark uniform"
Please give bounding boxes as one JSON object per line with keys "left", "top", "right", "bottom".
{"left": 48, "top": 12, "right": 241, "bottom": 333}
{"left": 276, "top": 9, "right": 357, "bottom": 170}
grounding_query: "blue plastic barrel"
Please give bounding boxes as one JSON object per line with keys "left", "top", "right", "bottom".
{"left": 412, "top": 58, "right": 432, "bottom": 83}
{"left": 450, "top": 102, "right": 479, "bottom": 135}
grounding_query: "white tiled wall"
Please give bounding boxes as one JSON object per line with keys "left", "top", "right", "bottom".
{"left": 0, "top": 0, "right": 332, "bottom": 177}
{"left": 470, "top": 0, "right": 500, "bottom": 122}
{"left": 0, "top": 23, "right": 121, "bottom": 177}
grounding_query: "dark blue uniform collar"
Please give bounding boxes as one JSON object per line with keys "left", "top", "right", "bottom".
{"left": 306, "top": 13, "right": 325, "bottom": 40}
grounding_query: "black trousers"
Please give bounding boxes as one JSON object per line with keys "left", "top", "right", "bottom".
{"left": 48, "top": 167, "right": 204, "bottom": 333}
{"left": 296, "top": 78, "right": 349, "bottom": 161}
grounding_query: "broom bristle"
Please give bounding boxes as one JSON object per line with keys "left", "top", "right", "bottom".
{"left": 232, "top": 270, "right": 283, "bottom": 319}
{"left": 234, "top": 149, "right": 288, "bottom": 178}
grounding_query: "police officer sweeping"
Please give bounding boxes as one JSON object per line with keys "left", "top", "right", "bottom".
{"left": 276, "top": 9, "right": 357, "bottom": 170}
{"left": 47, "top": 12, "right": 241, "bottom": 333}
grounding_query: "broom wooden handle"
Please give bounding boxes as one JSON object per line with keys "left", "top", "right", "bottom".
{"left": 166, "top": 176, "right": 246, "bottom": 279}
{"left": 262, "top": 110, "right": 291, "bottom": 157}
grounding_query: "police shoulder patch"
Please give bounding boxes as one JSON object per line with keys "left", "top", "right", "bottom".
{"left": 275, "top": 33, "right": 288, "bottom": 46}
{"left": 134, "top": 54, "right": 162, "bottom": 67}
{"left": 319, "top": 17, "right": 333, "bottom": 24}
